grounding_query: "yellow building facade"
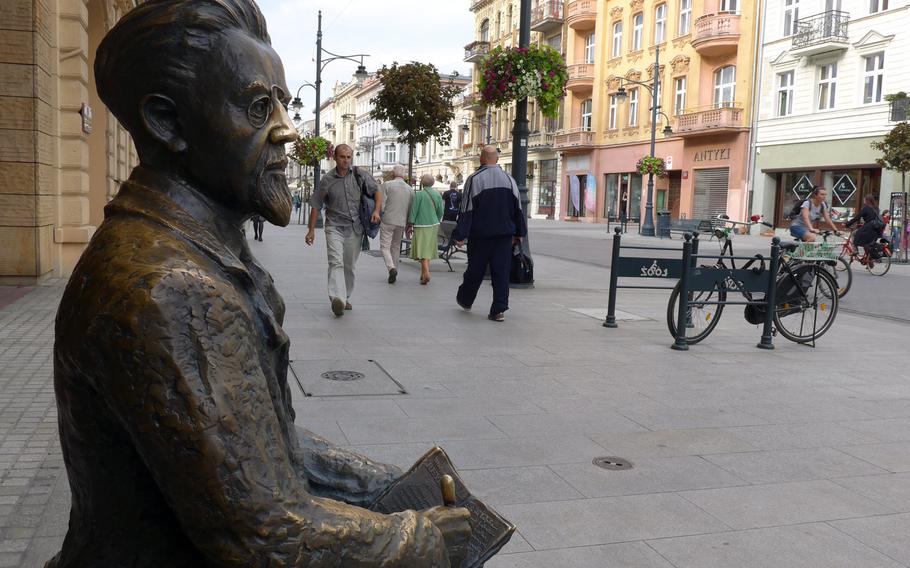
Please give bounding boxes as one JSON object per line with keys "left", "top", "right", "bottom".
{"left": 556, "top": 0, "right": 758, "bottom": 225}
{"left": 1, "top": 0, "right": 139, "bottom": 283}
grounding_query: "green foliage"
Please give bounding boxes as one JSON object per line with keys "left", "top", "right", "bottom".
{"left": 290, "top": 135, "right": 333, "bottom": 166}
{"left": 636, "top": 156, "right": 668, "bottom": 178}
{"left": 871, "top": 122, "right": 910, "bottom": 176}
{"left": 477, "top": 45, "right": 567, "bottom": 118}
{"left": 884, "top": 91, "right": 908, "bottom": 102}
{"left": 370, "top": 62, "right": 461, "bottom": 151}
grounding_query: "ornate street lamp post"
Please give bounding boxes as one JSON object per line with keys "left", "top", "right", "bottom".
{"left": 510, "top": 0, "right": 533, "bottom": 287}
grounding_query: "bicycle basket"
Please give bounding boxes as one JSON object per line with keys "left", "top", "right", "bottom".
{"left": 791, "top": 242, "right": 837, "bottom": 261}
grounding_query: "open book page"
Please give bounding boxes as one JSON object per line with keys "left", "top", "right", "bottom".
{"left": 370, "top": 446, "right": 515, "bottom": 568}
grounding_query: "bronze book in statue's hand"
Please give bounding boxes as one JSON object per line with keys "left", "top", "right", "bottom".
{"left": 370, "top": 446, "right": 515, "bottom": 568}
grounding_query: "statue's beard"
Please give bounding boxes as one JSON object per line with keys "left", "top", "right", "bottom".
{"left": 253, "top": 168, "right": 292, "bottom": 227}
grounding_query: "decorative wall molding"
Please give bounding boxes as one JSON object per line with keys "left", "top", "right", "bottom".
{"left": 669, "top": 54, "right": 690, "bottom": 73}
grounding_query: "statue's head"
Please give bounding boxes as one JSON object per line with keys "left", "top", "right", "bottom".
{"left": 96, "top": 0, "right": 294, "bottom": 226}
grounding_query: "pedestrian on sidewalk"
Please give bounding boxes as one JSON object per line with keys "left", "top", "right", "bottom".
{"left": 453, "top": 145, "right": 527, "bottom": 322}
{"left": 379, "top": 164, "right": 413, "bottom": 284}
{"left": 305, "top": 144, "right": 382, "bottom": 316}
{"left": 408, "top": 174, "right": 444, "bottom": 285}
{"left": 441, "top": 181, "right": 462, "bottom": 222}
{"left": 251, "top": 213, "right": 264, "bottom": 241}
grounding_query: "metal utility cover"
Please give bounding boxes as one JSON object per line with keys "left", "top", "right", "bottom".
{"left": 289, "top": 359, "right": 407, "bottom": 397}
{"left": 593, "top": 456, "right": 634, "bottom": 471}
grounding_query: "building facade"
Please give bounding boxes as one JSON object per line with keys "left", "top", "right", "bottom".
{"left": 2, "top": 0, "right": 139, "bottom": 283}
{"left": 750, "top": 0, "right": 909, "bottom": 231}
{"left": 556, "top": 0, "right": 760, "bottom": 225}
{"left": 466, "top": 0, "right": 564, "bottom": 218}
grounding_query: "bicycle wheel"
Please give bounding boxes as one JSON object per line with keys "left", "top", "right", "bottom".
{"left": 865, "top": 254, "right": 891, "bottom": 276}
{"left": 773, "top": 264, "right": 838, "bottom": 344}
{"left": 831, "top": 256, "right": 852, "bottom": 298}
{"left": 667, "top": 280, "right": 726, "bottom": 344}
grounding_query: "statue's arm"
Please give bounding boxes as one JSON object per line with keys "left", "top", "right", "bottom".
{"left": 97, "top": 289, "right": 448, "bottom": 567}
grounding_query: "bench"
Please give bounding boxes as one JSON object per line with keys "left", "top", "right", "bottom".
{"left": 398, "top": 220, "right": 466, "bottom": 272}
{"left": 669, "top": 218, "right": 717, "bottom": 239}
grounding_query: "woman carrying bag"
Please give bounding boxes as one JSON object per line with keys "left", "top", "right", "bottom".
{"left": 407, "top": 174, "right": 445, "bottom": 285}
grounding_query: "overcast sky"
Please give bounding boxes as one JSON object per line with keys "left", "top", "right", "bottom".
{"left": 257, "top": 0, "right": 475, "bottom": 121}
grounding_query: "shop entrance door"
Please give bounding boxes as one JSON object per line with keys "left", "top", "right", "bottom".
{"left": 693, "top": 168, "right": 729, "bottom": 220}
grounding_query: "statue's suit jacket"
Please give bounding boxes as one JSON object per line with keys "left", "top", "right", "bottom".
{"left": 48, "top": 168, "right": 447, "bottom": 567}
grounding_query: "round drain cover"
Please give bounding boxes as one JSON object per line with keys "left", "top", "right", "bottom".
{"left": 593, "top": 456, "right": 633, "bottom": 470}
{"left": 322, "top": 370, "right": 365, "bottom": 382}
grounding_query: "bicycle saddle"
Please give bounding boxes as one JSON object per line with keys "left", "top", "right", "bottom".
{"left": 779, "top": 241, "right": 800, "bottom": 252}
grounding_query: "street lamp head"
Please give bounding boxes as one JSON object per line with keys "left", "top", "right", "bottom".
{"left": 353, "top": 64, "right": 369, "bottom": 84}
{"left": 291, "top": 97, "right": 303, "bottom": 111}
{"left": 662, "top": 124, "right": 673, "bottom": 137}
{"left": 615, "top": 85, "right": 628, "bottom": 101}
{"left": 292, "top": 112, "right": 301, "bottom": 124}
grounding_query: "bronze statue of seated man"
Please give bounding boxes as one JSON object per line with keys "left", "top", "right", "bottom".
{"left": 48, "top": 0, "right": 469, "bottom": 565}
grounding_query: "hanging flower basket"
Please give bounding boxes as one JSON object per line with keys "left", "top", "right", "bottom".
{"left": 290, "top": 135, "right": 333, "bottom": 166}
{"left": 636, "top": 156, "right": 667, "bottom": 178}
{"left": 478, "top": 45, "right": 568, "bottom": 119}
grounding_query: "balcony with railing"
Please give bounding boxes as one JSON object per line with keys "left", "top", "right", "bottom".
{"left": 531, "top": 1, "right": 564, "bottom": 33}
{"left": 790, "top": 10, "right": 849, "bottom": 57}
{"left": 528, "top": 131, "right": 556, "bottom": 150}
{"left": 554, "top": 127, "right": 596, "bottom": 149}
{"left": 691, "top": 12, "right": 741, "bottom": 57}
{"left": 675, "top": 103, "right": 745, "bottom": 136}
{"left": 464, "top": 40, "right": 490, "bottom": 63}
{"left": 566, "top": 63, "right": 594, "bottom": 92}
{"left": 462, "top": 92, "right": 487, "bottom": 112}
{"left": 566, "top": 0, "right": 596, "bottom": 30}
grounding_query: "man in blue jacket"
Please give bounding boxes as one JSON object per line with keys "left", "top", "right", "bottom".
{"left": 453, "top": 145, "right": 528, "bottom": 322}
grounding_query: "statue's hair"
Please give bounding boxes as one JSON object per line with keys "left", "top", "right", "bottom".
{"left": 95, "top": 0, "right": 270, "bottom": 134}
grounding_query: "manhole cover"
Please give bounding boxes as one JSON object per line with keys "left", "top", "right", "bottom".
{"left": 593, "top": 456, "right": 633, "bottom": 470}
{"left": 321, "top": 370, "right": 365, "bottom": 382}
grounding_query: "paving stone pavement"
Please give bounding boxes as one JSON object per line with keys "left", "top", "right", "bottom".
{"left": 3, "top": 221, "right": 910, "bottom": 567}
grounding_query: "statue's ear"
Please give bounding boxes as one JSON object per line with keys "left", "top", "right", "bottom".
{"left": 139, "top": 94, "right": 187, "bottom": 154}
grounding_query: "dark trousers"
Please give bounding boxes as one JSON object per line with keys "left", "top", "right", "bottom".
{"left": 457, "top": 235, "right": 512, "bottom": 316}
{"left": 253, "top": 219, "right": 264, "bottom": 239}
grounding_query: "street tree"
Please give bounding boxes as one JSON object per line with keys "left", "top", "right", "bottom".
{"left": 871, "top": 122, "right": 910, "bottom": 193}
{"left": 370, "top": 62, "right": 462, "bottom": 183}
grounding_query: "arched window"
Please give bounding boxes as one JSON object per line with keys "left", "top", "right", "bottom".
{"left": 713, "top": 65, "right": 736, "bottom": 107}
{"left": 654, "top": 4, "right": 667, "bottom": 44}
{"left": 632, "top": 13, "right": 643, "bottom": 50}
{"left": 480, "top": 19, "right": 490, "bottom": 42}
{"left": 612, "top": 21, "right": 623, "bottom": 57}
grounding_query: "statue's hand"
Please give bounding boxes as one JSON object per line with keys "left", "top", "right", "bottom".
{"left": 421, "top": 506, "right": 471, "bottom": 567}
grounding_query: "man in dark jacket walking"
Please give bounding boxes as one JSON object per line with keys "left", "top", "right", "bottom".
{"left": 453, "top": 145, "right": 527, "bottom": 322}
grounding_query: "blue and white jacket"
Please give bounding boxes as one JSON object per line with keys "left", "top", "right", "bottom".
{"left": 453, "top": 165, "right": 528, "bottom": 241}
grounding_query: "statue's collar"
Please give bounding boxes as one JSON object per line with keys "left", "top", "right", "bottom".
{"left": 106, "top": 167, "right": 249, "bottom": 275}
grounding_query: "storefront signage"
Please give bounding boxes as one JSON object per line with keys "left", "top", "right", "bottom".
{"left": 790, "top": 175, "right": 813, "bottom": 200}
{"left": 832, "top": 174, "right": 857, "bottom": 205}
{"left": 692, "top": 148, "right": 731, "bottom": 162}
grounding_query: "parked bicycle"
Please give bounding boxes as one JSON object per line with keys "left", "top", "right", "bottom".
{"left": 667, "top": 217, "right": 839, "bottom": 345}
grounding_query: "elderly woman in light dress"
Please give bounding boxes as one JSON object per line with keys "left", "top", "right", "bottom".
{"left": 406, "top": 174, "right": 444, "bottom": 285}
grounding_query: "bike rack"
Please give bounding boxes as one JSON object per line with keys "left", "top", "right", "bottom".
{"left": 671, "top": 236, "right": 782, "bottom": 351}
{"left": 604, "top": 227, "right": 700, "bottom": 328}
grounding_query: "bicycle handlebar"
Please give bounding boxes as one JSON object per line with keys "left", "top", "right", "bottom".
{"left": 714, "top": 215, "right": 773, "bottom": 228}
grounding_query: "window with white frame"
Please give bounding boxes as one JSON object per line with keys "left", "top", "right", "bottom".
{"left": 384, "top": 144, "right": 397, "bottom": 164}
{"left": 585, "top": 33, "right": 596, "bottom": 63}
{"left": 782, "top": 0, "right": 799, "bottom": 37}
{"left": 632, "top": 13, "right": 643, "bottom": 50}
{"left": 612, "top": 21, "right": 623, "bottom": 57}
{"left": 609, "top": 94, "right": 618, "bottom": 129}
{"left": 628, "top": 88, "right": 639, "bottom": 126}
{"left": 870, "top": 0, "right": 888, "bottom": 13}
{"left": 713, "top": 65, "right": 736, "bottom": 107}
{"left": 862, "top": 52, "right": 884, "bottom": 104}
{"left": 654, "top": 4, "right": 667, "bottom": 44}
{"left": 777, "top": 71, "right": 794, "bottom": 116}
{"left": 581, "top": 99, "right": 593, "bottom": 130}
{"left": 720, "top": 0, "right": 738, "bottom": 12}
{"left": 817, "top": 63, "right": 836, "bottom": 110}
{"left": 674, "top": 76, "right": 686, "bottom": 115}
{"left": 679, "top": 0, "right": 691, "bottom": 35}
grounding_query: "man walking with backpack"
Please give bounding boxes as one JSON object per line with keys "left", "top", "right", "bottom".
{"left": 789, "top": 186, "right": 839, "bottom": 242}
{"left": 453, "top": 145, "right": 527, "bottom": 322}
{"left": 306, "top": 144, "right": 382, "bottom": 316}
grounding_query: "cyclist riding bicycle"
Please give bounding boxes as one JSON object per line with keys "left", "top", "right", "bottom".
{"left": 789, "top": 186, "right": 839, "bottom": 242}
{"left": 845, "top": 195, "right": 884, "bottom": 257}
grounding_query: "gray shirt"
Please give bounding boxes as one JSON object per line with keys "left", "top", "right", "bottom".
{"left": 380, "top": 179, "right": 413, "bottom": 227}
{"left": 308, "top": 167, "right": 378, "bottom": 234}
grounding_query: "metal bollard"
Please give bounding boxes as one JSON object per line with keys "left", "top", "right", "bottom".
{"left": 757, "top": 237, "right": 781, "bottom": 350}
{"left": 671, "top": 233, "right": 693, "bottom": 351}
{"left": 604, "top": 227, "right": 622, "bottom": 328}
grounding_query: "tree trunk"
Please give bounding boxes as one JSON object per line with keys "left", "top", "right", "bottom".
{"left": 408, "top": 142, "right": 415, "bottom": 187}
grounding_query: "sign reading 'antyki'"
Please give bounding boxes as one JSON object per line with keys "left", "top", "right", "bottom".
{"left": 693, "top": 148, "right": 731, "bottom": 162}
